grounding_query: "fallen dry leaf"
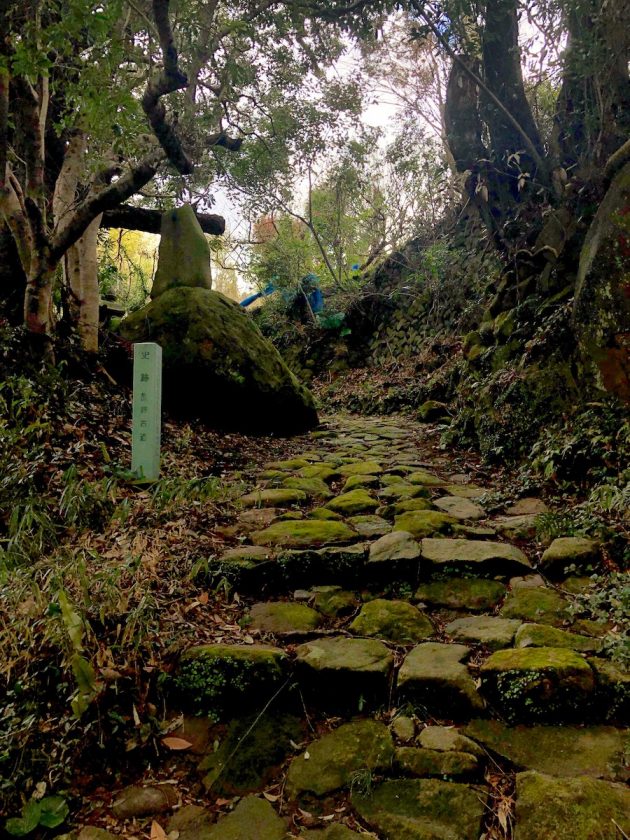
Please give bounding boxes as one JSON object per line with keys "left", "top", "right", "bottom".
{"left": 161, "top": 737, "right": 193, "bottom": 751}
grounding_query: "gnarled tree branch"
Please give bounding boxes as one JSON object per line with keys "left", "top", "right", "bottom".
{"left": 102, "top": 203, "right": 225, "bottom": 235}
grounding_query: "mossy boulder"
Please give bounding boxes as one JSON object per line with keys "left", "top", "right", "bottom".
{"left": 417, "top": 726, "right": 485, "bottom": 759}
{"left": 352, "top": 779, "right": 486, "bottom": 840}
{"left": 514, "top": 771, "right": 630, "bottom": 840}
{"left": 445, "top": 616, "right": 521, "bottom": 650}
{"left": 240, "top": 488, "right": 307, "bottom": 508}
{"left": 251, "top": 520, "right": 358, "bottom": 548}
{"left": 415, "top": 579, "right": 507, "bottom": 611}
{"left": 463, "top": 719, "right": 629, "bottom": 781}
{"left": 539, "top": 537, "right": 600, "bottom": 578}
{"left": 397, "top": 643, "right": 485, "bottom": 717}
{"left": 337, "top": 461, "right": 383, "bottom": 476}
{"left": 480, "top": 647, "right": 595, "bottom": 722}
{"left": 247, "top": 602, "right": 323, "bottom": 634}
{"left": 395, "top": 746, "right": 480, "bottom": 779}
{"left": 407, "top": 470, "right": 446, "bottom": 486}
{"left": 202, "top": 796, "right": 287, "bottom": 840}
{"left": 309, "top": 507, "right": 343, "bottom": 521}
{"left": 421, "top": 539, "right": 531, "bottom": 577}
{"left": 199, "top": 712, "right": 303, "bottom": 795}
{"left": 151, "top": 205, "right": 213, "bottom": 298}
{"left": 119, "top": 287, "right": 317, "bottom": 433}
{"left": 175, "top": 644, "right": 287, "bottom": 719}
{"left": 500, "top": 587, "right": 571, "bottom": 626}
{"left": 432, "top": 496, "right": 485, "bottom": 521}
{"left": 281, "top": 476, "right": 333, "bottom": 499}
{"left": 393, "top": 511, "right": 457, "bottom": 539}
{"left": 349, "top": 599, "right": 434, "bottom": 644}
{"left": 325, "top": 489, "right": 380, "bottom": 515}
{"left": 285, "top": 720, "right": 394, "bottom": 799}
{"left": 342, "top": 474, "right": 381, "bottom": 491}
{"left": 299, "top": 464, "right": 339, "bottom": 482}
{"left": 514, "top": 623, "right": 602, "bottom": 653}
{"left": 295, "top": 636, "right": 394, "bottom": 711}
{"left": 312, "top": 587, "right": 358, "bottom": 617}
{"left": 348, "top": 514, "right": 391, "bottom": 537}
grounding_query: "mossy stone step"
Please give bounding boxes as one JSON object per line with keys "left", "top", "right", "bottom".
{"left": 395, "top": 746, "right": 480, "bottom": 778}
{"left": 514, "top": 622, "right": 602, "bottom": 652}
{"left": 295, "top": 636, "right": 394, "bottom": 711}
{"left": 421, "top": 538, "right": 531, "bottom": 577}
{"left": 398, "top": 643, "right": 485, "bottom": 718}
{"left": 251, "top": 519, "right": 358, "bottom": 548}
{"left": 433, "top": 496, "right": 486, "bottom": 520}
{"left": 499, "top": 587, "right": 571, "bottom": 626}
{"left": 349, "top": 599, "right": 434, "bottom": 644}
{"left": 407, "top": 470, "right": 447, "bottom": 486}
{"left": 325, "top": 489, "right": 380, "bottom": 515}
{"left": 393, "top": 511, "right": 457, "bottom": 539}
{"left": 240, "top": 488, "right": 307, "bottom": 508}
{"left": 415, "top": 578, "right": 507, "bottom": 611}
{"left": 247, "top": 602, "right": 323, "bottom": 634}
{"left": 352, "top": 778, "right": 486, "bottom": 840}
{"left": 418, "top": 726, "right": 485, "bottom": 758}
{"left": 175, "top": 644, "right": 287, "bottom": 719}
{"left": 480, "top": 646, "right": 596, "bottom": 722}
{"left": 446, "top": 616, "right": 521, "bottom": 650}
{"left": 463, "top": 719, "right": 629, "bottom": 781}
{"left": 311, "top": 586, "right": 358, "bottom": 617}
{"left": 195, "top": 796, "right": 286, "bottom": 839}
{"left": 285, "top": 719, "right": 394, "bottom": 799}
{"left": 514, "top": 771, "right": 630, "bottom": 840}
{"left": 342, "top": 474, "right": 381, "bottom": 491}
{"left": 539, "top": 537, "right": 600, "bottom": 578}
{"left": 280, "top": 476, "right": 333, "bottom": 499}
{"left": 337, "top": 461, "right": 383, "bottom": 476}
{"left": 348, "top": 514, "right": 391, "bottom": 537}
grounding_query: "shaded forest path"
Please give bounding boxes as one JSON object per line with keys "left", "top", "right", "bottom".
{"left": 77, "top": 415, "right": 629, "bottom": 840}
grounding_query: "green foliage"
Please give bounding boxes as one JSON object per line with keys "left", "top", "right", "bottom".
{"left": 571, "top": 573, "right": 630, "bottom": 667}
{"left": 5, "top": 795, "right": 69, "bottom": 836}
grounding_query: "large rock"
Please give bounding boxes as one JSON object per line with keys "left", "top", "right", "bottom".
{"left": 539, "top": 537, "right": 600, "bottom": 578}
{"left": 573, "top": 162, "right": 630, "bottom": 402}
{"left": 514, "top": 771, "right": 630, "bottom": 840}
{"left": 151, "top": 205, "right": 213, "bottom": 298}
{"left": 463, "top": 719, "right": 629, "bottom": 781}
{"left": 352, "top": 778, "right": 486, "bottom": 840}
{"left": 415, "top": 578, "right": 507, "bottom": 611}
{"left": 349, "top": 599, "right": 434, "bottom": 644}
{"left": 119, "top": 287, "right": 317, "bottom": 433}
{"left": 285, "top": 720, "right": 394, "bottom": 799}
{"left": 445, "top": 616, "right": 521, "bottom": 650}
{"left": 421, "top": 539, "right": 531, "bottom": 576}
{"left": 202, "top": 796, "right": 287, "bottom": 840}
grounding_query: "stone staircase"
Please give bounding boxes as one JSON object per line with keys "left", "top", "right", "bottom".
{"left": 94, "top": 417, "right": 629, "bottom": 840}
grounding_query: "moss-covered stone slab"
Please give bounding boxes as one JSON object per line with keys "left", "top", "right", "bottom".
{"left": 199, "top": 712, "right": 303, "bottom": 795}
{"left": 446, "top": 616, "right": 521, "bottom": 650}
{"left": 342, "top": 474, "right": 381, "bottom": 491}
{"left": 175, "top": 645, "right": 287, "bottom": 718}
{"left": 392, "top": 715, "right": 416, "bottom": 743}
{"left": 247, "top": 602, "right": 323, "bottom": 634}
{"left": 492, "top": 515, "right": 539, "bottom": 539}
{"left": 251, "top": 520, "right": 358, "bottom": 548}
{"left": 539, "top": 537, "right": 601, "bottom": 578}
{"left": 325, "top": 489, "right": 380, "bottom": 515}
{"left": 415, "top": 579, "right": 507, "bottom": 611}
{"left": 514, "top": 771, "right": 630, "bottom": 840}
{"left": 369, "top": 531, "right": 421, "bottom": 564}
{"left": 281, "top": 476, "right": 333, "bottom": 499}
{"left": 237, "top": 508, "right": 280, "bottom": 530}
{"left": 421, "top": 539, "right": 531, "bottom": 576}
{"left": 266, "top": 457, "right": 313, "bottom": 471}
{"left": 407, "top": 470, "right": 447, "bottom": 486}
{"left": 391, "top": 499, "right": 435, "bottom": 515}
{"left": 309, "top": 507, "right": 343, "bottom": 521}
{"left": 397, "top": 643, "right": 485, "bottom": 717}
{"left": 417, "top": 726, "right": 485, "bottom": 758}
{"left": 463, "top": 719, "right": 629, "bottom": 781}
{"left": 240, "top": 488, "right": 307, "bottom": 508}
{"left": 295, "top": 636, "right": 394, "bottom": 710}
{"left": 480, "top": 647, "right": 595, "bottom": 722}
{"left": 393, "top": 511, "right": 457, "bottom": 539}
{"left": 352, "top": 778, "right": 486, "bottom": 840}
{"left": 515, "top": 623, "right": 602, "bottom": 652}
{"left": 444, "top": 484, "right": 485, "bottom": 499}
{"left": 378, "top": 482, "right": 431, "bottom": 501}
{"left": 312, "top": 586, "right": 358, "bottom": 617}
{"left": 204, "top": 796, "right": 287, "bottom": 839}
{"left": 337, "top": 461, "right": 383, "bottom": 476}
{"left": 395, "top": 746, "right": 480, "bottom": 778}
{"left": 505, "top": 498, "right": 549, "bottom": 516}
{"left": 349, "top": 600, "right": 434, "bottom": 644}
{"left": 299, "top": 464, "right": 340, "bottom": 482}
{"left": 348, "top": 515, "right": 391, "bottom": 538}
{"left": 433, "top": 496, "right": 485, "bottom": 521}
{"left": 285, "top": 720, "right": 394, "bottom": 799}
{"left": 452, "top": 524, "right": 498, "bottom": 539}
{"left": 499, "top": 587, "right": 571, "bottom": 626}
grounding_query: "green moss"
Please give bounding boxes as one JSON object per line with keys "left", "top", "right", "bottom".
{"left": 349, "top": 599, "right": 434, "bottom": 644}
{"left": 393, "top": 510, "right": 456, "bottom": 538}
{"left": 240, "top": 488, "right": 308, "bottom": 508}
{"left": 309, "top": 507, "right": 343, "bottom": 521}
{"left": 325, "top": 489, "right": 380, "bottom": 515}
{"left": 337, "top": 461, "right": 383, "bottom": 476}
{"left": 251, "top": 519, "right": 358, "bottom": 548}
{"left": 415, "top": 579, "right": 507, "bottom": 611}
{"left": 500, "top": 587, "right": 572, "bottom": 627}
{"left": 514, "top": 623, "right": 602, "bottom": 653}
{"left": 395, "top": 747, "right": 479, "bottom": 778}
{"left": 281, "top": 476, "right": 332, "bottom": 499}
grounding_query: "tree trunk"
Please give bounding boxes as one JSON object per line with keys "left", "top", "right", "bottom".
{"left": 64, "top": 214, "right": 102, "bottom": 354}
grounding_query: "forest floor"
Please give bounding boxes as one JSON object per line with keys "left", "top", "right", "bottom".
{"left": 1, "top": 367, "right": 628, "bottom": 840}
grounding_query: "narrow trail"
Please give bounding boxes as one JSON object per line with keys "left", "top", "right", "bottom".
{"left": 78, "top": 415, "right": 628, "bottom": 840}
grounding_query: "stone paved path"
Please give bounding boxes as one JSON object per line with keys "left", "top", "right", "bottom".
{"left": 96, "top": 416, "right": 629, "bottom": 840}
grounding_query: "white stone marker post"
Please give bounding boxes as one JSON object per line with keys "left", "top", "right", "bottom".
{"left": 131, "top": 342, "right": 162, "bottom": 480}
